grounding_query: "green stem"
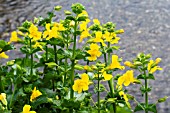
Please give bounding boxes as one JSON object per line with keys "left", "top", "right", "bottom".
{"left": 9, "top": 83, "right": 17, "bottom": 109}
{"left": 144, "top": 70, "right": 148, "bottom": 113}
{"left": 46, "top": 45, "right": 48, "bottom": 61}
{"left": 53, "top": 45, "right": 59, "bottom": 91}
{"left": 29, "top": 39, "right": 33, "bottom": 76}
{"left": 64, "top": 34, "right": 69, "bottom": 87}
{"left": 70, "top": 20, "right": 77, "bottom": 99}
{"left": 97, "top": 73, "right": 100, "bottom": 113}
{"left": 107, "top": 42, "right": 116, "bottom": 113}
{"left": 0, "top": 75, "right": 4, "bottom": 92}
{"left": 85, "top": 60, "right": 89, "bottom": 73}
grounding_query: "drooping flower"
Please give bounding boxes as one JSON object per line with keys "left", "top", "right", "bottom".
{"left": 102, "top": 71, "right": 113, "bottom": 80}
{"left": 30, "top": 87, "right": 42, "bottom": 102}
{"left": 0, "top": 52, "right": 9, "bottom": 59}
{"left": 109, "top": 55, "right": 124, "bottom": 70}
{"left": 117, "top": 70, "right": 134, "bottom": 87}
{"left": 72, "top": 73, "right": 90, "bottom": 93}
{"left": 148, "top": 59, "right": 162, "bottom": 74}
{"left": 29, "top": 24, "right": 42, "bottom": 41}
{"left": 87, "top": 43, "right": 102, "bottom": 61}
{"left": 22, "top": 105, "right": 36, "bottom": 113}
{"left": 9, "top": 31, "right": 20, "bottom": 43}
{"left": 0, "top": 93, "right": 7, "bottom": 106}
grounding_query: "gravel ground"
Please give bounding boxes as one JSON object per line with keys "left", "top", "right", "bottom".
{"left": 0, "top": 0, "right": 170, "bottom": 112}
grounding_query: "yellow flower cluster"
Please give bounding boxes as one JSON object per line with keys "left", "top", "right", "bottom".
{"left": 72, "top": 73, "right": 90, "bottom": 93}
{"left": 43, "top": 23, "right": 65, "bottom": 40}
{"left": 29, "top": 24, "right": 42, "bottom": 41}
{"left": 30, "top": 87, "right": 42, "bottom": 102}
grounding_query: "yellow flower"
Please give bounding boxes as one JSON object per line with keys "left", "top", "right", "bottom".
{"left": 32, "top": 42, "right": 43, "bottom": 50}
{"left": 58, "top": 23, "right": 66, "bottom": 31}
{"left": 109, "top": 55, "right": 124, "bottom": 70}
{"left": 9, "top": 31, "right": 19, "bottom": 43}
{"left": 118, "top": 70, "right": 134, "bottom": 87}
{"left": 78, "top": 10, "right": 89, "bottom": 17}
{"left": 93, "top": 31, "right": 106, "bottom": 46}
{"left": 0, "top": 93, "right": 7, "bottom": 106}
{"left": 111, "top": 37, "right": 120, "bottom": 44}
{"left": 87, "top": 43, "right": 102, "bottom": 61}
{"left": 30, "top": 87, "right": 42, "bottom": 102}
{"left": 103, "top": 71, "right": 112, "bottom": 80}
{"left": 0, "top": 52, "right": 9, "bottom": 59}
{"left": 155, "top": 58, "right": 161, "bottom": 64}
{"left": 22, "top": 105, "right": 36, "bottom": 113}
{"left": 93, "top": 19, "right": 100, "bottom": 25}
{"left": 29, "top": 24, "right": 42, "bottom": 41}
{"left": 72, "top": 73, "right": 90, "bottom": 93}
{"left": 103, "top": 31, "right": 112, "bottom": 42}
{"left": 148, "top": 59, "right": 162, "bottom": 74}
{"left": 124, "top": 61, "right": 133, "bottom": 67}
{"left": 43, "top": 23, "right": 60, "bottom": 40}
{"left": 79, "top": 29, "right": 90, "bottom": 42}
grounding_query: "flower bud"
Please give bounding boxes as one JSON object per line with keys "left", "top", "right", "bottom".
{"left": 64, "top": 10, "right": 72, "bottom": 15}
{"left": 75, "top": 64, "right": 84, "bottom": 70}
{"left": 158, "top": 96, "right": 168, "bottom": 103}
{"left": 124, "top": 61, "right": 133, "bottom": 67}
{"left": 115, "top": 29, "right": 124, "bottom": 34}
{"left": 155, "top": 58, "right": 161, "bottom": 64}
{"left": 84, "top": 65, "right": 93, "bottom": 72}
{"left": 54, "top": 6, "right": 62, "bottom": 11}
{"left": 70, "top": 20, "right": 75, "bottom": 27}
{"left": 134, "top": 61, "right": 142, "bottom": 66}
{"left": 145, "top": 54, "right": 151, "bottom": 59}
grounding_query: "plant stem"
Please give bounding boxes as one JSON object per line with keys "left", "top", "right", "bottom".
{"left": 64, "top": 34, "right": 69, "bottom": 87}
{"left": 29, "top": 39, "right": 33, "bottom": 76}
{"left": 53, "top": 45, "right": 59, "bottom": 91}
{"left": 85, "top": 60, "right": 89, "bottom": 73}
{"left": 97, "top": 73, "right": 100, "bottom": 113}
{"left": 70, "top": 20, "right": 77, "bottom": 99}
{"left": 46, "top": 45, "right": 48, "bottom": 61}
{"left": 9, "top": 82, "right": 17, "bottom": 109}
{"left": 0, "top": 75, "right": 4, "bottom": 92}
{"left": 107, "top": 42, "right": 116, "bottom": 113}
{"left": 144, "top": 70, "right": 148, "bottom": 113}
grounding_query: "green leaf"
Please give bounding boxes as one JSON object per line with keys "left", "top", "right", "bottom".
{"left": 75, "top": 93, "right": 87, "bottom": 101}
{"left": 77, "top": 16, "right": 87, "bottom": 21}
{"left": 137, "top": 74, "right": 145, "bottom": 79}
{"left": 45, "top": 62, "right": 57, "bottom": 68}
{"left": 147, "top": 73, "right": 155, "bottom": 80}
{"left": 107, "top": 98, "right": 117, "bottom": 103}
{"left": 134, "top": 103, "right": 145, "bottom": 112}
{"left": 66, "top": 16, "right": 75, "bottom": 20}
{"left": 32, "top": 96, "right": 48, "bottom": 108}
{"left": 147, "top": 104, "right": 157, "bottom": 113}
{"left": 112, "top": 46, "right": 120, "bottom": 50}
